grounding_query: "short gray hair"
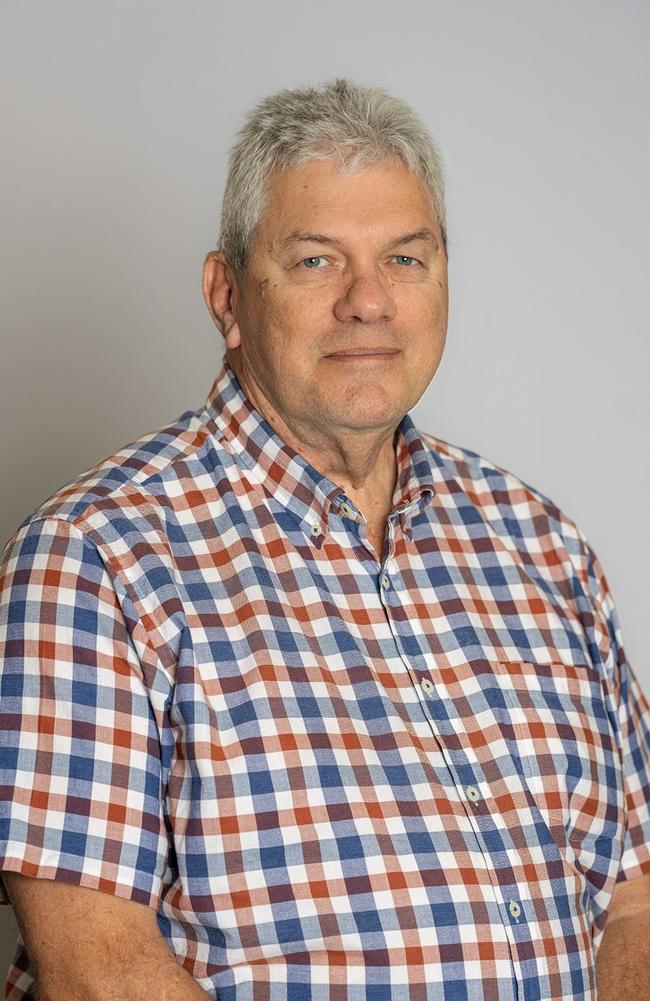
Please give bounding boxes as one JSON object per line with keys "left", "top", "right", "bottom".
{"left": 218, "top": 78, "right": 446, "bottom": 270}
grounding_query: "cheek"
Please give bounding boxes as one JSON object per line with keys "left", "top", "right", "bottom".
{"left": 396, "top": 285, "right": 447, "bottom": 333}
{"left": 268, "top": 287, "right": 336, "bottom": 344}
{"left": 278, "top": 281, "right": 335, "bottom": 312}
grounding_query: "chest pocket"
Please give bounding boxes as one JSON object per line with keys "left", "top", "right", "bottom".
{"left": 491, "top": 659, "right": 624, "bottom": 869}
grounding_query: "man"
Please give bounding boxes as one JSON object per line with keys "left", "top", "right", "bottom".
{"left": 1, "top": 78, "right": 649, "bottom": 1001}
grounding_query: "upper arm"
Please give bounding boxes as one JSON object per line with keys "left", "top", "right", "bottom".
{"left": 0, "top": 517, "right": 169, "bottom": 910}
{"left": 5, "top": 870, "right": 165, "bottom": 986}
{"left": 606, "top": 872, "right": 650, "bottom": 928}
{"left": 613, "top": 652, "right": 650, "bottom": 883}
{"left": 3, "top": 872, "right": 210, "bottom": 1001}
{"left": 582, "top": 539, "right": 650, "bottom": 885}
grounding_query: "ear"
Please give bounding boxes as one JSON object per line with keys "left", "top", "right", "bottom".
{"left": 202, "top": 252, "right": 242, "bottom": 351}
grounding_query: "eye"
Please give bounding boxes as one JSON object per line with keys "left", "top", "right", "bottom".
{"left": 299, "top": 256, "right": 327, "bottom": 269}
{"left": 392, "top": 255, "right": 419, "bottom": 266}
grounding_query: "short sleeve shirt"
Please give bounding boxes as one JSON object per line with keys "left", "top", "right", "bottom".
{"left": 2, "top": 363, "right": 650, "bottom": 1001}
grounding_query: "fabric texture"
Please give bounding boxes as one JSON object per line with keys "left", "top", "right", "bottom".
{"left": 1, "top": 363, "right": 649, "bottom": 1001}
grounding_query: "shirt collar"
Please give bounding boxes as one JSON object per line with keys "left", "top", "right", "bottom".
{"left": 204, "top": 363, "right": 436, "bottom": 542}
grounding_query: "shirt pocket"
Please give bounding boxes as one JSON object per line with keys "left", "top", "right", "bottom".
{"left": 489, "top": 658, "right": 624, "bottom": 865}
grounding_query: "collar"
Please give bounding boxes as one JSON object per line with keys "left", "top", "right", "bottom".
{"left": 204, "top": 363, "right": 436, "bottom": 544}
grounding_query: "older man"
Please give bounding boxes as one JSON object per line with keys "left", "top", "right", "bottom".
{"left": 1, "top": 79, "right": 649, "bottom": 1001}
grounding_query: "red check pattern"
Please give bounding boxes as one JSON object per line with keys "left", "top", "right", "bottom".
{"left": 1, "top": 363, "right": 650, "bottom": 1001}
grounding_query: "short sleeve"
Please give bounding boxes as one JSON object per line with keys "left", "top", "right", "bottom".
{"left": 583, "top": 539, "right": 650, "bottom": 883}
{"left": 0, "top": 516, "right": 168, "bottom": 908}
{"left": 614, "top": 654, "right": 650, "bottom": 882}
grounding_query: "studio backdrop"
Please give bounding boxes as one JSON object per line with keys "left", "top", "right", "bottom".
{"left": 1, "top": 0, "right": 648, "bottom": 975}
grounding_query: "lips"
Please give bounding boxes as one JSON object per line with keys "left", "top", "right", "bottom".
{"left": 324, "top": 348, "right": 400, "bottom": 358}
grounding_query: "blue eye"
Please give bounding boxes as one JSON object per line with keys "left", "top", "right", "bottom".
{"left": 394, "top": 255, "right": 417, "bottom": 266}
{"left": 301, "top": 256, "right": 325, "bottom": 269}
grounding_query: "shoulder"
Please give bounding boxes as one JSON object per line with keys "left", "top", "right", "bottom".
{"left": 414, "top": 429, "right": 625, "bottom": 675}
{"left": 4, "top": 402, "right": 227, "bottom": 554}
{"left": 0, "top": 403, "right": 230, "bottom": 661}
{"left": 419, "top": 430, "right": 577, "bottom": 530}
{"left": 416, "top": 428, "right": 597, "bottom": 590}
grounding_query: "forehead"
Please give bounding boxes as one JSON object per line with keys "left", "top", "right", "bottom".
{"left": 258, "top": 158, "right": 438, "bottom": 243}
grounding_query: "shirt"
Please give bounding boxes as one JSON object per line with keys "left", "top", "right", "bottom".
{"left": 1, "top": 363, "right": 650, "bottom": 1001}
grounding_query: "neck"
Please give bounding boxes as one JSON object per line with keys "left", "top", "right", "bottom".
{"left": 227, "top": 351, "right": 399, "bottom": 523}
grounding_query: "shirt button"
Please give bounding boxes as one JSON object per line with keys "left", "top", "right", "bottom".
{"left": 380, "top": 573, "right": 391, "bottom": 590}
{"left": 466, "top": 786, "right": 481, "bottom": 803}
{"left": 508, "top": 900, "right": 521, "bottom": 920}
{"left": 421, "top": 678, "right": 435, "bottom": 695}
{"left": 310, "top": 522, "right": 322, "bottom": 538}
{"left": 339, "top": 501, "right": 355, "bottom": 518}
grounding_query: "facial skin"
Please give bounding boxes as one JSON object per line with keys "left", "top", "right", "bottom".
{"left": 203, "top": 158, "right": 448, "bottom": 550}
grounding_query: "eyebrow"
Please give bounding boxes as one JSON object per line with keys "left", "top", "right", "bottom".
{"left": 280, "top": 228, "right": 439, "bottom": 251}
{"left": 391, "top": 229, "right": 439, "bottom": 248}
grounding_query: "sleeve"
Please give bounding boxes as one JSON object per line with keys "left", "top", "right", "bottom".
{"left": 614, "top": 655, "right": 650, "bottom": 882}
{"left": 0, "top": 516, "right": 169, "bottom": 909}
{"left": 583, "top": 540, "right": 650, "bottom": 883}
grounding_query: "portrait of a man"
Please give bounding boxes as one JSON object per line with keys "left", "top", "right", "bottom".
{"left": 1, "top": 7, "right": 649, "bottom": 1001}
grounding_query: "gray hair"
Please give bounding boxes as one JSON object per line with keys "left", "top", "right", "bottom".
{"left": 218, "top": 78, "right": 446, "bottom": 270}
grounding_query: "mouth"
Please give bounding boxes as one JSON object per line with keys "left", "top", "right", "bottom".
{"left": 324, "top": 348, "right": 400, "bottom": 360}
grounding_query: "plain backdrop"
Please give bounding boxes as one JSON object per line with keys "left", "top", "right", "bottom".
{"left": 1, "top": 0, "right": 648, "bottom": 978}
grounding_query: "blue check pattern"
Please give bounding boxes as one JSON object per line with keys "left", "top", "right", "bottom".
{"left": 1, "top": 362, "right": 650, "bottom": 1001}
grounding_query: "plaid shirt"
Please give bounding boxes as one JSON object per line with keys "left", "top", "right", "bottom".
{"left": 2, "top": 363, "right": 650, "bottom": 1001}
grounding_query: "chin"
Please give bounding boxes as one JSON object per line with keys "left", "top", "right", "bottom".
{"left": 334, "top": 384, "right": 405, "bottom": 429}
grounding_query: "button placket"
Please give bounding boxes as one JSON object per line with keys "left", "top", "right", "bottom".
{"left": 410, "top": 667, "right": 533, "bottom": 975}
{"left": 412, "top": 672, "right": 528, "bottom": 936}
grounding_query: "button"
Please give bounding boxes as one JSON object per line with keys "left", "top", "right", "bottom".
{"left": 466, "top": 786, "right": 481, "bottom": 803}
{"left": 421, "top": 678, "right": 435, "bottom": 695}
{"left": 508, "top": 900, "right": 521, "bottom": 920}
{"left": 380, "top": 574, "right": 391, "bottom": 590}
{"left": 339, "top": 501, "right": 355, "bottom": 518}
{"left": 309, "top": 522, "right": 322, "bottom": 538}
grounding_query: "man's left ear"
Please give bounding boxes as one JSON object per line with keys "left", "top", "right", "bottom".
{"left": 202, "top": 252, "right": 241, "bottom": 351}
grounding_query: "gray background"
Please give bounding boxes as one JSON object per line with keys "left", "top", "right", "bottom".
{"left": 1, "top": 0, "right": 648, "bottom": 976}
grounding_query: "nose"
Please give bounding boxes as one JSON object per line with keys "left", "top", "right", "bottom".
{"left": 333, "top": 270, "right": 397, "bottom": 324}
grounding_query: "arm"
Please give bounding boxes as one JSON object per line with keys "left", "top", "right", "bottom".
{"left": 596, "top": 872, "right": 650, "bottom": 1000}
{"left": 5, "top": 872, "right": 212, "bottom": 1001}
{"left": 0, "top": 519, "right": 194, "bottom": 994}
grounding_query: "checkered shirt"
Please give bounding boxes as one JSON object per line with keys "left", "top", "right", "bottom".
{"left": 2, "top": 363, "right": 650, "bottom": 1001}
